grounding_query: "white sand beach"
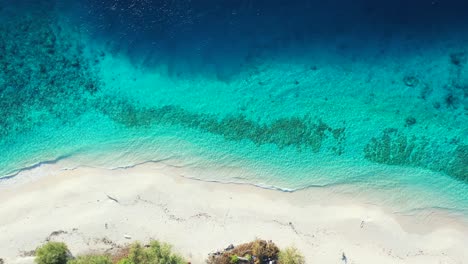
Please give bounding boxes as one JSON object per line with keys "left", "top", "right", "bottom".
{"left": 0, "top": 160, "right": 467, "bottom": 264}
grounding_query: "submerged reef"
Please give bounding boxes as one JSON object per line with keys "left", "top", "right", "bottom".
{"left": 0, "top": 10, "right": 100, "bottom": 140}
{"left": 99, "top": 101, "right": 347, "bottom": 154}
{"left": 447, "top": 51, "right": 468, "bottom": 108}
{"left": 445, "top": 145, "right": 468, "bottom": 182}
{"left": 364, "top": 129, "right": 467, "bottom": 183}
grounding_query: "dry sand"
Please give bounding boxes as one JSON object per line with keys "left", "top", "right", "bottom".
{"left": 0, "top": 160, "right": 467, "bottom": 264}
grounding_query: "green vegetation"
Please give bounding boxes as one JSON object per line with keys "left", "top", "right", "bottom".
{"left": 35, "top": 242, "right": 71, "bottom": 264}
{"left": 35, "top": 239, "right": 306, "bottom": 264}
{"left": 68, "top": 255, "right": 112, "bottom": 264}
{"left": 229, "top": 255, "right": 239, "bottom": 264}
{"left": 35, "top": 240, "right": 185, "bottom": 264}
{"left": 278, "top": 247, "right": 305, "bottom": 264}
{"left": 115, "top": 241, "right": 185, "bottom": 264}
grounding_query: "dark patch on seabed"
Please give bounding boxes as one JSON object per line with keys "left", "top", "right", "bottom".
{"left": 0, "top": 7, "right": 100, "bottom": 137}
{"left": 102, "top": 103, "right": 347, "bottom": 155}
{"left": 0, "top": 1, "right": 467, "bottom": 184}
{"left": 364, "top": 129, "right": 467, "bottom": 182}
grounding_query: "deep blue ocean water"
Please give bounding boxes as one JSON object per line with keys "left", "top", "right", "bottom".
{"left": 0, "top": 0, "right": 467, "bottom": 213}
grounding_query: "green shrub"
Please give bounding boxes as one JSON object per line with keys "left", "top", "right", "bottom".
{"left": 35, "top": 242, "right": 71, "bottom": 264}
{"left": 278, "top": 247, "right": 305, "bottom": 264}
{"left": 229, "top": 255, "right": 239, "bottom": 264}
{"left": 116, "top": 240, "right": 186, "bottom": 264}
{"left": 68, "top": 255, "right": 112, "bottom": 264}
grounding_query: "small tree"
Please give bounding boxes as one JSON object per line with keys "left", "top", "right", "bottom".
{"left": 35, "top": 242, "right": 71, "bottom": 264}
{"left": 278, "top": 246, "right": 305, "bottom": 264}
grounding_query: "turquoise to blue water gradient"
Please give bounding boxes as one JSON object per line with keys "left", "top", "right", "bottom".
{"left": 0, "top": 1, "right": 467, "bottom": 214}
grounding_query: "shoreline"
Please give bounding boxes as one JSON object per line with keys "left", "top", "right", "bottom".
{"left": 2, "top": 156, "right": 468, "bottom": 219}
{"left": 1, "top": 160, "right": 467, "bottom": 264}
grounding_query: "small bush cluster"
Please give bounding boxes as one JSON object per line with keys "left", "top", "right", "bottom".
{"left": 251, "top": 239, "right": 279, "bottom": 262}
{"left": 115, "top": 241, "right": 185, "bottom": 264}
{"left": 278, "top": 247, "right": 305, "bottom": 264}
{"left": 35, "top": 242, "right": 71, "bottom": 264}
{"left": 207, "top": 239, "right": 304, "bottom": 264}
{"left": 34, "top": 239, "right": 305, "bottom": 264}
{"left": 34, "top": 240, "right": 186, "bottom": 264}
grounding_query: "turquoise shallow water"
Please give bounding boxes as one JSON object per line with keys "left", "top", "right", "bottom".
{"left": 0, "top": 1, "right": 467, "bottom": 214}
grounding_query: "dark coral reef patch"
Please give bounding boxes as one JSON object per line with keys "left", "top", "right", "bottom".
{"left": 364, "top": 128, "right": 467, "bottom": 183}
{"left": 99, "top": 100, "right": 347, "bottom": 154}
{"left": 0, "top": 10, "right": 101, "bottom": 139}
